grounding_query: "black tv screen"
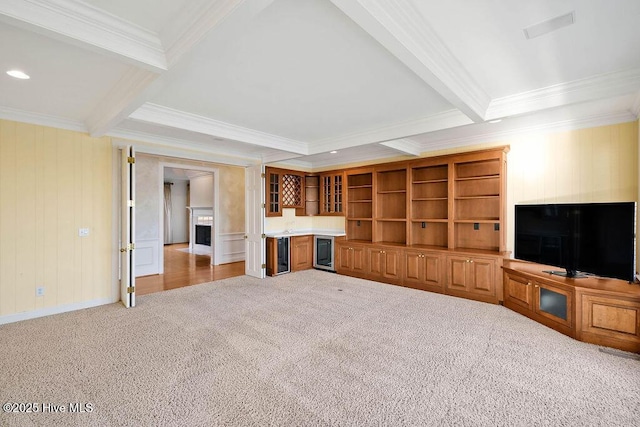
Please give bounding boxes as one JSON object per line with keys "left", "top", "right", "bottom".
{"left": 515, "top": 202, "right": 636, "bottom": 282}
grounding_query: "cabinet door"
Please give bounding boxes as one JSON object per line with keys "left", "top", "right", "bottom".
{"left": 577, "top": 292, "right": 640, "bottom": 352}
{"left": 369, "top": 248, "right": 384, "bottom": 277}
{"left": 265, "top": 237, "right": 277, "bottom": 276}
{"left": 291, "top": 236, "right": 312, "bottom": 271}
{"left": 337, "top": 244, "right": 352, "bottom": 271}
{"left": 504, "top": 273, "right": 533, "bottom": 310}
{"left": 404, "top": 251, "right": 424, "bottom": 285}
{"left": 320, "top": 173, "right": 344, "bottom": 215}
{"left": 266, "top": 170, "right": 282, "bottom": 217}
{"left": 382, "top": 249, "right": 402, "bottom": 281}
{"left": 352, "top": 245, "right": 367, "bottom": 274}
{"left": 534, "top": 282, "right": 573, "bottom": 328}
{"left": 447, "top": 256, "right": 469, "bottom": 291}
{"left": 423, "top": 252, "right": 443, "bottom": 290}
{"left": 467, "top": 257, "right": 495, "bottom": 296}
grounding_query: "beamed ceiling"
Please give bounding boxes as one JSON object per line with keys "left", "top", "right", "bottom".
{"left": 1, "top": 0, "right": 639, "bottom": 169}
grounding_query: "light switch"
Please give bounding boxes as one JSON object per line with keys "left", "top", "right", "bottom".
{"left": 79, "top": 228, "right": 90, "bottom": 237}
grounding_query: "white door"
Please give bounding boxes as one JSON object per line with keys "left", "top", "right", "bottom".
{"left": 245, "top": 164, "right": 265, "bottom": 278}
{"left": 121, "top": 146, "right": 136, "bottom": 307}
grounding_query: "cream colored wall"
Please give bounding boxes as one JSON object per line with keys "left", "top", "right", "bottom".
{"left": 0, "top": 120, "right": 113, "bottom": 318}
{"left": 505, "top": 121, "right": 638, "bottom": 255}
{"left": 136, "top": 154, "right": 245, "bottom": 235}
{"left": 264, "top": 208, "right": 345, "bottom": 233}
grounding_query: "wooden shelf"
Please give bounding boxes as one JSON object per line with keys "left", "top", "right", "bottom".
{"left": 377, "top": 190, "right": 407, "bottom": 194}
{"left": 455, "top": 174, "right": 499, "bottom": 181}
{"left": 349, "top": 199, "right": 372, "bottom": 203}
{"left": 348, "top": 217, "right": 373, "bottom": 221}
{"left": 454, "top": 219, "right": 500, "bottom": 223}
{"left": 455, "top": 195, "right": 499, "bottom": 200}
{"left": 375, "top": 218, "right": 406, "bottom": 222}
{"left": 412, "top": 197, "right": 447, "bottom": 201}
{"left": 412, "top": 218, "right": 448, "bottom": 223}
{"left": 413, "top": 179, "right": 447, "bottom": 184}
{"left": 348, "top": 184, "right": 372, "bottom": 189}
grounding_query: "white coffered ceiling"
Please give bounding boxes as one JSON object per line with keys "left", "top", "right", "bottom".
{"left": 1, "top": 0, "right": 639, "bottom": 169}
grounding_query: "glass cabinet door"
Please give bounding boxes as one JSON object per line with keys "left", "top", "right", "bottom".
{"left": 534, "top": 282, "right": 572, "bottom": 328}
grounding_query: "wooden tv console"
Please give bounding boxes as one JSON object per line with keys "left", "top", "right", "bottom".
{"left": 503, "top": 259, "right": 640, "bottom": 353}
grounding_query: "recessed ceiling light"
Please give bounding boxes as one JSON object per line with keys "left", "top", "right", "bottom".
{"left": 330, "top": 151, "right": 337, "bottom": 154}
{"left": 6, "top": 70, "right": 30, "bottom": 80}
{"left": 488, "top": 119, "right": 502, "bottom": 124}
{"left": 523, "top": 11, "right": 575, "bottom": 40}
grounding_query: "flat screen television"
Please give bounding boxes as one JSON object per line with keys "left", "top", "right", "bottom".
{"left": 514, "top": 202, "right": 636, "bottom": 282}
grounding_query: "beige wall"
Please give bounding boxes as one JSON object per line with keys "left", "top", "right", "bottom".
{"left": 265, "top": 208, "right": 345, "bottom": 233}
{"left": 505, "top": 121, "right": 638, "bottom": 255}
{"left": 0, "top": 120, "right": 113, "bottom": 318}
{"left": 135, "top": 154, "right": 245, "bottom": 236}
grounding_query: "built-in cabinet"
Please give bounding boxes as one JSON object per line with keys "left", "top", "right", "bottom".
{"left": 338, "top": 147, "right": 508, "bottom": 304}
{"left": 504, "top": 259, "right": 640, "bottom": 353}
{"left": 446, "top": 255, "right": 500, "bottom": 304}
{"left": 320, "top": 172, "right": 344, "bottom": 215}
{"left": 265, "top": 167, "right": 343, "bottom": 217}
{"left": 291, "top": 235, "right": 313, "bottom": 271}
{"left": 266, "top": 235, "right": 314, "bottom": 276}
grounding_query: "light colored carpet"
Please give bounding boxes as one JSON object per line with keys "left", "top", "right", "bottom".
{"left": 1, "top": 270, "right": 638, "bottom": 426}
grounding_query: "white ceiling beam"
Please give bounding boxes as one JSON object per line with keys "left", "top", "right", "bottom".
{"left": 486, "top": 68, "right": 640, "bottom": 121}
{"left": 85, "top": 0, "right": 268, "bottom": 138}
{"left": 261, "top": 152, "right": 305, "bottom": 164}
{"left": 379, "top": 139, "right": 422, "bottom": 156}
{"left": 129, "top": 103, "right": 309, "bottom": 155}
{"left": 330, "top": 0, "right": 490, "bottom": 122}
{"left": 86, "top": 67, "right": 158, "bottom": 137}
{"left": 307, "top": 110, "right": 471, "bottom": 155}
{"left": 109, "top": 131, "right": 257, "bottom": 167}
{"left": 0, "top": 0, "right": 167, "bottom": 72}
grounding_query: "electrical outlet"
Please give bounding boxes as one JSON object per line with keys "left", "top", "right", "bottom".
{"left": 36, "top": 287, "right": 45, "bottom": 297}
{"left": 79, "top": 228, "right": 90, "bottom": 237}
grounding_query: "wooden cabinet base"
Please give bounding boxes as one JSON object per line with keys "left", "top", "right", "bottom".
{"left": 336, "top": 241, "right": 505, "bottom": 304}
{"left": 504, "top": 260, "right": 640, "bottom": 353}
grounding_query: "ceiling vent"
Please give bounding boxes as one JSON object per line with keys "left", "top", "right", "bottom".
{"left": 523, "top": 11, "right": 575, "bottom": 39}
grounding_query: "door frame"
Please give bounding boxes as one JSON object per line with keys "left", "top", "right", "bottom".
{"left": 158, "top": 162, "right": 220, "bottom": 271}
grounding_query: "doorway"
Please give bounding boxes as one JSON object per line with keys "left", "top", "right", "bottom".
{"left": 135, "top": 162, "right": 244, "bottom": 295}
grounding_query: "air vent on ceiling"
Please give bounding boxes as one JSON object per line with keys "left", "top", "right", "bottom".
{"left": 523, "top": 11, "right": 575, "bottom": 39}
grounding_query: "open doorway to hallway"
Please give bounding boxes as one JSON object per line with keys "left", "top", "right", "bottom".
{"left": 136, "top": 164, "right": 244, "bottom": 295}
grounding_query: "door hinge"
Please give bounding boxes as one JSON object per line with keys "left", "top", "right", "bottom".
{"left": 262, "top": 203, "right": 266, "bottom": 208}
{"left": 127, "top": 286, "right": 135, "bottom": 294}
{"left": 261, "top": 263, "right": 266, "bottom": 269}
{"left": 261, "top": 173, "right": 266, "bottom": 178}
{"left": 127, "top": 199, "right": 135, "bottom": 207}
{"left": 127, "top": 156, "right": 135, "bottom": 164}
{"left": 261, "top": 234, "right": 266, "bottom": 238}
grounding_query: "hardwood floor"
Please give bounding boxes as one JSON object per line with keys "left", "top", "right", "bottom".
{"left": 136, "top": 243, "right": 245, "bottom": 296}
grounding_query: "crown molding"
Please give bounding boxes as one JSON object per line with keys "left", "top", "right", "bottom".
{"left": 86, "top": 67, "right": 159, "bottom": 137}
{"left": 330, "top": 0, "right": 490, "bottom": 122}
{"left": 420, "top": 110, "right": 637, "bottom": 152}
{"left": 108, "top": 129, "right": 256, "bottom": 167}
{"left": 261, "top": 151, "right": 304, "bottom": 164}
{"left": 0, "top": 106, "right": 86, "bottom": 133}
{"left": 632, "top": 92, "right": 640, "bottom": 119}
{"left": 0, "top": 0, "right": 167, "bottom": 72}
{"left": 129, "top": 103, "right": 309, "bottom": 155}
{"left": 379, "top": 138, "right": 421, "bottom": 156}
{"left": 486, "top": 68, "right": 640, "bottom": 120}
{"left": 309, "top": 110, "right": 471, "bottom": 154}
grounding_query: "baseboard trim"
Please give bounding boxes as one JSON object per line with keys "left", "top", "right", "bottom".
{"left": 0, "top": 297, "right": 117, "bottom": 325}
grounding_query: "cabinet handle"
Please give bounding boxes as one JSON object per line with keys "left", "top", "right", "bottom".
{"left": 526, "top": 281, "right": 532, "bottom": 286}
{"left": 534, "top": 285, "right": 539, "bottom": 288}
